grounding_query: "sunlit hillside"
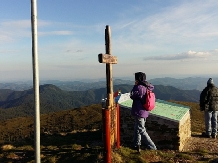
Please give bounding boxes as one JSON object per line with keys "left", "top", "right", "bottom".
{"left": 0, "top": 101, "right": 218, "bottom": 162}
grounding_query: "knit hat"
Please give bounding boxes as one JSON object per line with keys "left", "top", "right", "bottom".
{"left": 207, "top": 78, "right": 214, "bottom": 85}
{"left": 135, "top": 72, "right": 146, "bottom": 82}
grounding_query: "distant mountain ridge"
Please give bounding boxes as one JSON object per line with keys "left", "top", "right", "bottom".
{"left": 149, "top": 77, "right": 218, "bottom": 91}
{"left": 0, "top": 77, "right": 217, "bottom": 91}
{"left": 0, "top": 83, "right": 201, "bottom": 121}
{"left": 0, "top": 79, "right": 133, "bottom": 91}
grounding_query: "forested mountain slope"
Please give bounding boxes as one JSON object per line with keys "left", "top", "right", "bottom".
{"left": 0, "top": 84, "right": 200, "bottom": 121}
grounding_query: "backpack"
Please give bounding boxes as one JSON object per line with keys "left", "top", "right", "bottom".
{"left": 143, "top": 89, "right": 155, "bottom": 111}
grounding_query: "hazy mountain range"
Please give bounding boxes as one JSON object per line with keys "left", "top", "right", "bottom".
{"left": 0, "top": 81, "right": 201, "bottom": 121}
{"left": 0, "top": 77, "right": 217, "bottom": 91}
{"left": 0, "top": 77, "right": 215, "bottom": 162}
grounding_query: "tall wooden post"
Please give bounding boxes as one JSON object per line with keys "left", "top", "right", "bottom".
{"left": 105, "top": 26, "right": 113, "bottom": 108}
{"left": 105, "top": 25, "right": 112, "bottom": 163}
{"left": 98, "top": 25, "right": 118, "bottom": 163}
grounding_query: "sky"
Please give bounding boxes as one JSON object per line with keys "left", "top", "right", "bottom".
{"left": 1, "top": 0, "right": 218, "bottom": 82}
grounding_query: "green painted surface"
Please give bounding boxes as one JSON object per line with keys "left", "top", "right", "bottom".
{"left": 118, "top": 94, "right": 189, "bottom": 122}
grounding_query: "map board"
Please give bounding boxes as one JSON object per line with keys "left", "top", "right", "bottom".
{"left": 117, "top": 93, "right": 190, "bottom": 122}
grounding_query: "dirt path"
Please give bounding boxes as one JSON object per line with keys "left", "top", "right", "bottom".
{"left": 182, "top": 133, "right": 218, "bottom": 153}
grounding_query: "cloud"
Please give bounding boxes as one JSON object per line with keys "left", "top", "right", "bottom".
{"left": 0, "top": 34, "right": 14, "bottom": 43}
{"left": 0, "top": 19, "right": 73, "bottom": 44}
{"left": 1, "top": 20, "right": 30, "bottom": 29}
{"left": 1, "top": 19, "right": 51, "bottom": 29}
{"left": 112, "top": 1, "right": 218, "bottom": 47}
{"left": 65, "top": 49, "right": 83, "bottom": 53}
{"left": 39, "top": 30, "right": 73, "bottom": 36}
{"left": 0, "top": 20, "right": 30, "bottom": 43}
{"left": 144, "top": 50, "right": 215, "bottom": 60}
{"left": 76, "top": 50, "right": 82, "bottom": 53}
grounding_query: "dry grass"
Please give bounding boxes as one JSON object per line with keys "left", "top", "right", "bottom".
{"left": 0, "top": 102, "right": 218, "bottom": 162}
{"left": 1, "top": 144, "right": 14, "bottom": 150}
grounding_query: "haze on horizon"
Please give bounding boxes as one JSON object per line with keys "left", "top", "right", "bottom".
{"left": 1, "top": 1, "right": 218, "bottom": 82}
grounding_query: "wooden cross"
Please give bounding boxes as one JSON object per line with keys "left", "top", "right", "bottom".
{"left": 98, "top": 25, "right": 118, "bottom": 163}
{"left": 98, "top": 25, "right": 118, "bottom": 109}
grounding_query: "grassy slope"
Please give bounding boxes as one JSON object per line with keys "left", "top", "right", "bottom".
{"left": 0, "top": 102, "right": 218, "bottom": 163}
{"left": 169, "top": 100, "right": 205, "bottom": 133}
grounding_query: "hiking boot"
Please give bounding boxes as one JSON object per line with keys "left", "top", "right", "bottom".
{"left": 207, "top": 135, "right": 212, "bottom": 138}
{"left": 132, "top": 145, "right": 141, "bottom": 153}
{"left": 202, "top": 132, "right": 206, "bottom": 137}
{"left": 212, "top": 135, "right": 217, "bottom": 139}
{"left": 137, "top": 145, "right": 141, "bottom": 153}
{"left": 202, "top": 132, "right": 211, "bottom": 138}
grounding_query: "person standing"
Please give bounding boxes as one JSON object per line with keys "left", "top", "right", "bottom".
{"left": 200, "top": 78, "right": 218, "bottom": 138}
{"left": 130, "top": 72, "right": 157, "bottom": 152}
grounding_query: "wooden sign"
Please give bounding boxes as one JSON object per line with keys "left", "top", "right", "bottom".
{"left": 98, "top": 53, "right": 117, "bottom": 64}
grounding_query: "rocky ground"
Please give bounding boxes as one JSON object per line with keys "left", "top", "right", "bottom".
{"left": 182, "top": 132, "right": 218, "bottom": 153}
